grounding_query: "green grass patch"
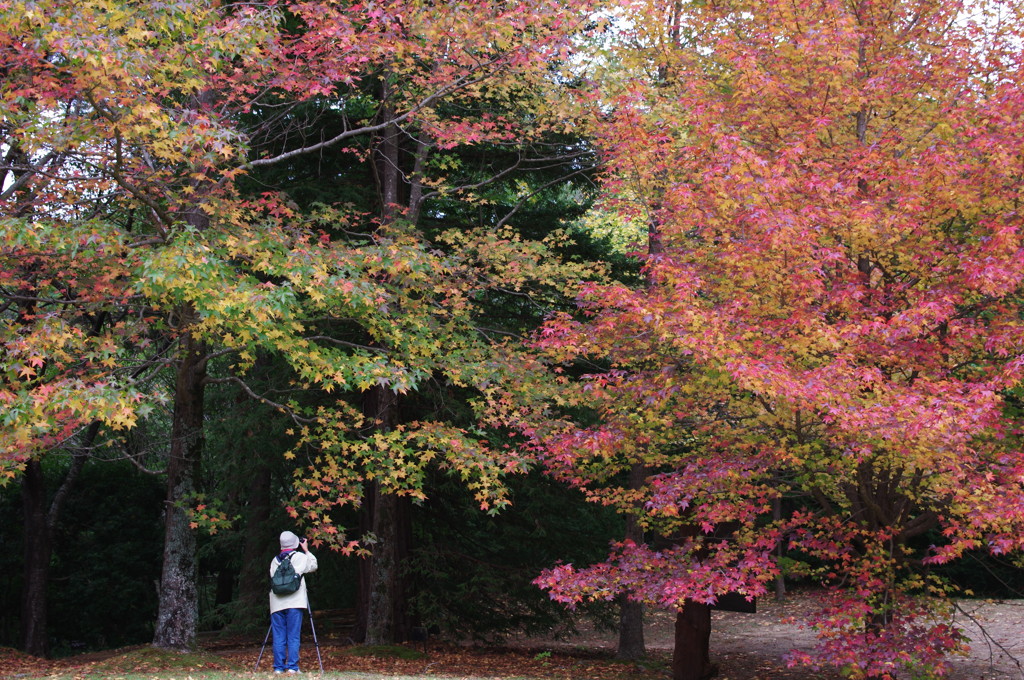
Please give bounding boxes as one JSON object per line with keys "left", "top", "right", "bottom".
{"left": 21, "top": 646, "right": 248, "bottom": 679}
{"left": 26, "top": 674, "right": 445, "bottom": 680}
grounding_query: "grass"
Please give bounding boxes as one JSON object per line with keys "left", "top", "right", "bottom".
{"left": 14, "top": 673, "right": 539, "bottom": 680}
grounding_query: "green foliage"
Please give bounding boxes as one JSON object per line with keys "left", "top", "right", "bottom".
{"left": 929, "top": 551, "right": 1024, "bottom": 599}
{"left": 48, "top": 462, "right": 166, "bottom": 655}
{"left": 0, "top": 459, "right": 165, "bottom": 654}
{"left": 0, "top": 477, "right": 23, "bottom": 647}
{"left": 406, "top": 469, "right": 622, "bottom": 640}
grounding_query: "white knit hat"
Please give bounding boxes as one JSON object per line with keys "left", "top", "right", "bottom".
{"left": 279, "top": 531, "right": 300, "bottom": 550}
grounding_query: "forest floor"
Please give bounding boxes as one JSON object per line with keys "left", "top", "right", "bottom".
{"left": 506, "top": 593, "right": 1024, "bottom": 680}
{"left": 1, "top": 592, "right": 1021, "bottom": 679}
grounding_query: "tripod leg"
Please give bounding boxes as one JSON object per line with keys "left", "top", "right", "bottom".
{"left": 307, "top": 603, "right": 324, "bottom": 673}
{"left": 254, "top": 622, "right": 272, "bottom": 671}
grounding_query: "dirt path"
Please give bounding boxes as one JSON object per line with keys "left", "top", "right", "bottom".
{"left": 943, "top": 600, "right": 1024, "bottom": 680}
{"left": 510, "top": 594, "right": 1024, "bottom": 680}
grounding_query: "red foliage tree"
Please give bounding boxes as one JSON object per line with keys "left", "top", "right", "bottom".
{"left": 510, "top": 0, "right": 1024, "bottom": 678}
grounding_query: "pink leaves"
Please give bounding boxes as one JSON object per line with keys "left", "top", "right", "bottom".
{"left": 535, "top": 538, "right": 776, "bottom": 610}
{"left": 786, "top": 589, "right": 969, "bottom": 679}
{"left": 514, "top": 0, "right": 1024, "bottom": 677}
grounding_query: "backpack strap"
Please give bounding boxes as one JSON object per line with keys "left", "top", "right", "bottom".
{"left": 274, "top": 551, "right": 303, "bottom": 580}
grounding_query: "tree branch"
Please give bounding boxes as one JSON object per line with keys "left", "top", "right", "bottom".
{"left": 953, "top": 601, "right": 1024, "bottom": 679}
{"left": 203, "top": 375, "right": 313, "bottom": 424}
{"left": 243, "top": 57, "right": 508, "bottom": 170}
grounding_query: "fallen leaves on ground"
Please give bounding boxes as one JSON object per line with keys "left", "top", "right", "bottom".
{"left": 246, "top": 643, "right": 671, "bottom": 679}
{"left": 0, "top": 643, "right": 669, "bottom": 680}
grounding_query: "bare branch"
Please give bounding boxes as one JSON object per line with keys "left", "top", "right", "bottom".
{"left": 953, "top": 601, "right": 1024, "bottom": 679}
{"left": 305, "top": 335, "right": 388, "bottom": 353}
{"left": 496, "top": 166, "right": 592, "bottom": 229}
{"left": 243, "top": 56, "right": 509, "bottom": 170}
{"left": 203, "top": 375, "right": 313, "bottom": 425}
{"left": 0, "top": 151, "right": 61, "bottom": 202}
{"left": 46, "top": 421, "right": 101, "bottom": 530}
{"left": 196, "top": 346, "right": 240, "bottom": 371}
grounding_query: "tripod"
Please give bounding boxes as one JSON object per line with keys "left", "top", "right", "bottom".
{"left": 255, "top": 602, "right": 324, "bottom": 673}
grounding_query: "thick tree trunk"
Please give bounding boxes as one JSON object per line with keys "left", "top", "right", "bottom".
{"left": 358, "top": 384, "right": 413, "bottom": 644}
{"left": 672, "top": 600, "right": 717, "bottom": 680}
{"left": 616, "top": 463, "right": 648, "bottom": 660}
{"left": 152, "top": 98, "right": 214, "bottom": 650}
{"left": 354, "top": 486, "right": 374, "bottom": 644}
{"left": 359, "top": 488, "right": 413, "bottom": 645}
{"left": 355, "top": 86, "right": 420, "bottom": 645}
{"left": 233, "top": 461, "right": 273, "bottom": 627}
{"left": 20, "top": 460, "right": 51, "bottom": 657}
{"left": 375, "top": 89, "right": 403, "bottom": 223}
{"left": 617, "top": 598, "right": 646, "bottom": 661}
{"left": 152, "top": 326, "right": 206, "bottom": 650}
{"left": 366, "top": 489, "right": 399, "bottom": 643}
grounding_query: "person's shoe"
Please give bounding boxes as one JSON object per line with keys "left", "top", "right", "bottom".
{"left": 287, "top": 670, "right": 301, "bottom": 674}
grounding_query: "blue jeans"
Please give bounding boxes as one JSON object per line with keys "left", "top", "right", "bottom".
{"left": 271, "top": 607, "right": 304, "bottom": 672}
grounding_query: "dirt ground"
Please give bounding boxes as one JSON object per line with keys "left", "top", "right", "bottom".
{"left": 508, "top": 593, "right": 1024, "bottom": 680}
{"left": 2, "top": 593, "right": 1020, "bottom": 680}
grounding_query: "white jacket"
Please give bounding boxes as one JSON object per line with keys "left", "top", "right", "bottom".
{"left": 269, "top": 550, "right": 318, "bottom": 613}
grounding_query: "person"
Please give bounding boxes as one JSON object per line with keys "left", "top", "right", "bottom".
{"left": 269, "top": 530, "right": 318, "bottom": 674}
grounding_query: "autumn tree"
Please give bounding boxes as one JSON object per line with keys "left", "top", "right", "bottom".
{"left": 2, "top": 0, "right": 596, "bottom": 653}
{"left": 511, "top": 0, "right": 1024, "bottom": 678}
{"left": 223, "top": 0, "right": 605, "bottom": 642}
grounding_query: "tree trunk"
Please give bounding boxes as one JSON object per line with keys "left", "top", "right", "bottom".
{"left": 375, "top": 89, "right": 402, "bottom": 223}
{"left": 354, "top": 485, "right": 374, "bottom": 644}
{"left": 233, "top": 461, "right": 273, "bottom": 628}
{"left": 616, "top": 463, "right": 647, "bottom": 660}
{"left": 672, "top": 600, "right": 717, "bottom": 680}
{"left": 358, "top": 384, "right": 413, "bottom": 644}
{"left": 359, "top": 487, "right": 413, "bottom": 645}
{"left": 617, "top": 598, "right": 646, "bottom": 661}
{"left": 355, "top": 84, "right": 420, "bottom": 645}
{"left": 366, "top": 488, "right": 398, "bottom": 644}
{"left": 152, "top": 325, "right": 206, "bottom": 650}
{"left": 772, "top": 497, "right": 786, "bottom": 601}
{"left": 19, "top": 423, "right": 96, "bottom": 657}
{"left": 20, "top": 460, "right": 51, "bottom": 657}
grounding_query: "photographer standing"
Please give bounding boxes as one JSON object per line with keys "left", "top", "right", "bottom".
{"left": 269, "top": 531, "right": 318, "bottom": 674}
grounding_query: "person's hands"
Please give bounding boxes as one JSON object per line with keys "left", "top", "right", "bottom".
{"left": 300, "top": 537, "right": 309, "bottom": 552}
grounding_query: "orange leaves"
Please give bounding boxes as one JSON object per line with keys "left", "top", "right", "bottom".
{"left": 4, "top": 0, "right": 596, "bottom": 493}
{"left": 180, "top": 495, "right": 238, "bottom": 535}
{"left": 512, "top": 1, "right": 1024, "bottom": 677}
{"left": 0, "top": 215, "right": 159, "bottom": 465}
{"left": 584, "top": 0, "right": 1024, "bottom": 456}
